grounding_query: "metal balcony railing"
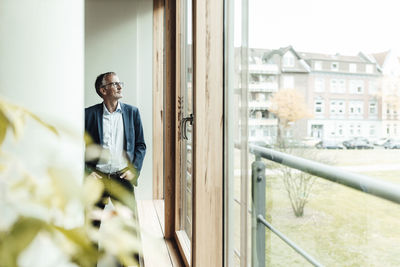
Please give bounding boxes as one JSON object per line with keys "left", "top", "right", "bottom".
{"left": 246, "top": 144, "right": 400, "bottom": 267}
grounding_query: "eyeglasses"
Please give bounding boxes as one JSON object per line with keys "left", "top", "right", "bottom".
{"left": 101, "top": 82, "right": 125, "bottom": 88}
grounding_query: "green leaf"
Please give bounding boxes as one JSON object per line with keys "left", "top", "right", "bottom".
{"left": 25, "top": 110, "right": 58, "bottom": 136}
{"left": 53, "top": 226, "right": 99, "bottom": 267}
{"left": 83, "top": 176, "right": 104, "bottom": 207}
{"left": 0, "top": 104, "right": 11, "bottom": 147}
{"left": 46, "top": 167, "right": 81, "bottom": 211}
{"left": 0, "top": 217, "right": 45, "bottom": 267}
{"left": 101, "top": 179, "right": 136, "bottom": 211}
{"left": 0, "top": 97, "right": 58, "bottom": 146}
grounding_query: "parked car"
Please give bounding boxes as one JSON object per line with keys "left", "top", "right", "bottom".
{"left": 299, "top": 137, "right": 321, "bottom": 148}
{"left": 342, "top": 137, "right": 374, "bottom": 149}
{"left": 372, "top": 137, "right": 389, "bottom": 146}
{"left": 383, "top": 139, "right": 400, "bottom": 149}
{"left": 315, "top": 139, "right": 345, "bottom": 149}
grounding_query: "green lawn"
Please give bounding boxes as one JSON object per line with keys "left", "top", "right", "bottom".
{"left": 234, "top": 148, "right": 400, "bottom": 266}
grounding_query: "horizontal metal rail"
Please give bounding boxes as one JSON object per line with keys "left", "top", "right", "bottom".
{"left": 249, "top": 144, "right": 400, "bottom": 205}
{"left": 257, "top": 215, "right": 322, "bottom": 267}
{"left": 235, "top": 142, "right": 400, "bottom": 267}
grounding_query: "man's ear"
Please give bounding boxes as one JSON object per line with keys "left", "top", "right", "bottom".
{"left": 100, "top": 87, "right": 107, "bottom": 96}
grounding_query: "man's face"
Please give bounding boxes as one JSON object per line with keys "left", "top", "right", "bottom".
{"left": 101, "top": 74, "right": 123, "bottom": 101}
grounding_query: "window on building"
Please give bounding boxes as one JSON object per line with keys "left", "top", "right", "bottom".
{"left": 256, "top": 93, "right": 266, "bottom": 101}
{"left": 250, "top": 74, "right": 259, "bottom": 83}
{"left": 261, "top": 111, "right": 267, "bottom": 118}
{"left": 314, "top": 61, "right": 322, "bottom": 70}
{"left": 311, "top": 124, "right": 323, "bottom": 138}
{"left": 283, "top": 75, "right": 294, "bottom": 89}
{"left": 331, "top": 79, "right": 346, "bottom": 93}
{"left": 349, "top": 63, "right": 357, "bottom": 72}
{"left": 349, "top": 101, "right": 363, "bottom": 115}
{"left": 369, "top": 125, "right": 376, "bottom": 136}
{"left": 283, "top": 52, "right": 295, "bottom": 67}
{"left": 315, "top": 100, "right": 324, "bottom": 114}
{"left": 369, "top": 101, "right": 377, "bottom": 115}
{"left": 349, "top": 80, "right": 364, "bottom": 94}
{"left": 330, "top": 100, "right": 345, "bottom": 115}
{"left": 314, "top": 78, "right": 325, "bottom": 92}
{"left": 350, "top": 124, "right": 354, "bottom": 135}
{"left": 331, "top": 62, "right": 339, "bottom": 71}
{"left": 366, "top": 64, "right": 373, "bottom": 74}
{"left": 253, "top": 56, "right": 262, "bottom": 64}
{"left": 357, "top": 124, "right": 361, "bottom": 135}
{"left": 339, "top": 80, "right": 346, "bottom": 92}
{"left": 330, "top": 79, "right": 337, "bottom": 92}
{"left": 338, "top": 125, "right": 343, "bottom": 136}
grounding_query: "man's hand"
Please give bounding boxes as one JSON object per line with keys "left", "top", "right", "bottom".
{"left": 120, "top": 170, "right": 135, "bottom": 181}
{"left": 120, "top": 169, "right": 139, "bottom": 186}
{"left": 88, "top": 171, "right": 102, "bottom": 179}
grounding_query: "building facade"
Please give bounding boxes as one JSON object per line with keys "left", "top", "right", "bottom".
{"left": 240, "top": 46, "right": 391, "bottom": 144}
{"left": 373, "top": 50, "right": 400, "bottom": 138}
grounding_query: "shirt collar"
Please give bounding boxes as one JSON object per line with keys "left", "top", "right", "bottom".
{"left": 103, "top": 102, "right": 122, "bottom": 114}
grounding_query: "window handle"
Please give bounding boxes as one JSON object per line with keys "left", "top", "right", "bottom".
{"left": 181, "top": 113, "right": 194, "bottom": 140}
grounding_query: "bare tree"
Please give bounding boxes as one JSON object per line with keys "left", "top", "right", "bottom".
{"left": 279, "top": 166, "right": 316, "bottom": 217}
{"left": 275, "top": 149, "right": 329, "bottom": 217}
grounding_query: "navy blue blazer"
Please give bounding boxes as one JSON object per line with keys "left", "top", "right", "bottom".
{"left": 85, "top": 102, "right": 146, "bottom": 173}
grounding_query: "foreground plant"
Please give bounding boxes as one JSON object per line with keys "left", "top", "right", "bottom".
{"left": 0, "top": 97, "right": 140, "bottom": 267}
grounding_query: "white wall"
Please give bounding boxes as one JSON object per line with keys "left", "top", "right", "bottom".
{"left": 0, "top": 0, "right": 84, "bottom": 183}
{"left": 0, "top": 1, "right": 85, "bottom": 265}
{"left": 85, "top": 0, "right": 153, "bottom": 200}
{"left": 0, "top": 0, "right": 84, "bottom": 130}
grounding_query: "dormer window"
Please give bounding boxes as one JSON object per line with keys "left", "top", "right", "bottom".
{"left": 349, "top": 63, "right": 357, "bottom": 72}
{"left": 331, "top": 62, "right": 339, "bottom": 71}
{"left": 314, "top": 61, "right": 322, "bottom": 70}
{"left": 283, "top": 52, "right": 295, "bottom": 67}
{"left": 366, "top": 64, "right": 373, "bottom": 74}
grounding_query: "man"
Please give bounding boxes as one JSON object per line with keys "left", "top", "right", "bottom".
{"left": 85, "top": 71, "right": 146, "bottom": 224}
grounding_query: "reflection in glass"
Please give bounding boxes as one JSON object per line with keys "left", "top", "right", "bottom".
{"left": 226, "top": 0, "right": 400, "bottom": 266}
{"left": 181, "top": 0, "right": 193, "bottom": 242}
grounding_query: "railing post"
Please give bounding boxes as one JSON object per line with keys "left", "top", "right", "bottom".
{"left": 252, "top": 155, "right": 266, "bottom": 267}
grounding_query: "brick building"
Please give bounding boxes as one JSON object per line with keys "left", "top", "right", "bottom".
{"left": 239, "top": 46, "right": 386, "bottom": 144}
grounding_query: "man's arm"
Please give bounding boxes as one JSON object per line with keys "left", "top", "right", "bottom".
{"left": 133, "top": 109, "right": 146, "bottom": 172}
{"left": 84, "top": 107, "right": 99, "bottom": 175}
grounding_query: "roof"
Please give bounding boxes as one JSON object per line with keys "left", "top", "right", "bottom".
{"left": 262, "top": 46, "right": 302, "bottom": 61}
{"left": 299, "top": 51, "right": 367, "bottom": 63}
{"left": 371, "top": 50, "right": 390, "bottom": 67}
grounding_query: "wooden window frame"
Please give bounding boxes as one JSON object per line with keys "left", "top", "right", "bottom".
{"left": 155, "top": 0, "right": 223, "bottom": 266}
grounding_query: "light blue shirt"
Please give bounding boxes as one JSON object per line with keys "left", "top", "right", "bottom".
{"left": 96, "top": 102, "right": 128, "bottom": 173}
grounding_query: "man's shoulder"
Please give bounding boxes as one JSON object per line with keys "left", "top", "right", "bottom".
{"left": 85, "top": 103, "right": 102, "bottom": 113}
{"left": 120, "top": 102, "right": 139, "bottom": 112}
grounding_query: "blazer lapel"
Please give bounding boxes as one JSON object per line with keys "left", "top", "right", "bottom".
{"left": 121, "top": 103, "right": 129, "bottom": 149}
{"left": 97, "top": 104, "right": 103, "bottom": 144}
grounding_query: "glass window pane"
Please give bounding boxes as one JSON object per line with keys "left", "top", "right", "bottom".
{"left": 225, "top": 0, "right": 400, "bottom": 266}
{"left": 180, "top": 0, "right": 193, "bottom": 243}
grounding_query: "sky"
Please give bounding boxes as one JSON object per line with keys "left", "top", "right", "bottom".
{"left": 235, "top": 0, "right": 400, "bottom": 56}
